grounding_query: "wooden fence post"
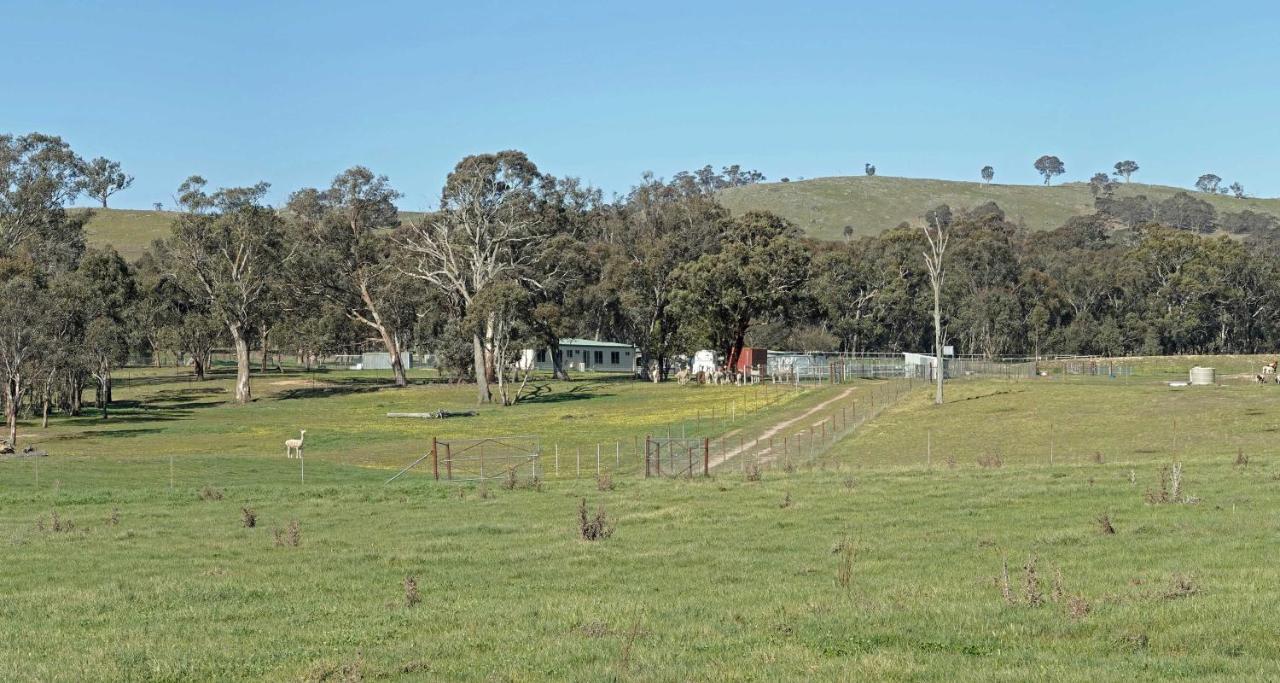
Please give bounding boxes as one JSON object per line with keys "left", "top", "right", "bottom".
{"left": 445, "top": 443, "right": 452, "bottom": 481}
{"left": 432, "top": 437, "right": 439, "bottom": 480}
{"left": 645, "top": 436, "right": 651, "bottom": 478}
{"left": 703, "top": 437, "right": 710, "bottom": 477}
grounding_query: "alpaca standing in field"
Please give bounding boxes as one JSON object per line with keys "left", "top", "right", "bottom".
{"left": 1257, "top": 363, "right": 1277, "bottom": 384}
{"left": 285, "top": 430, "right": 306, "bottom": 458}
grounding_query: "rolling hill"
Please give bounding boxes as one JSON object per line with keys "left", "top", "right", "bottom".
{"left": 718, "top": 175, "right": 1280, "bottom": 240}
{"left": 78, "top": 208, "right": 428, "bottom": 260}
{"left": 77, "top": 176, "right": 1280, "bottom": 258}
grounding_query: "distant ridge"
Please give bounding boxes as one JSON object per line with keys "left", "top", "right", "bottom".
{"left": 718, "top": 175, "right": 1280, "bottom": 240}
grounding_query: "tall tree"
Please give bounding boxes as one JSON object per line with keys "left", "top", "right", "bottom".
{"left": 1, "top": 132, "right": 89, "bottom": 270}
{"left": 980, "top": 165, "right": 994, "bottom": 184}
{"left": 671, "top": 211, "right": 810, "bottom": 370}
{"left": 1113, "top": 160, "right": 1139, "bottom": 183}
{"left": 81, "top": 157, "right": 133, "bottom": 208}
{"left": 1089, "top": 172, "right": 1117, "bottom": 198}
{"left": 400, "top": 151, "right": 548, "bottom": 404}
{"left": 287, "top": 167, "right": 412, "bottom": 386}
{"left": 0, "top": 278, "right": 48, "bottom": 447}
{"left": 921, "top": 205, "right": 952, "bottom": 405}
{"left": 1229, "top": 181, "right": 1246, "bottom": 199}
{"left": 1033, "top": 155, "right": 1065, "bottom": 186}
{"left": 1195, "top": 173, "right": 1222, "bottom": 194}
{"left": 164, "top": 177, "right": 285, "bottom": 404}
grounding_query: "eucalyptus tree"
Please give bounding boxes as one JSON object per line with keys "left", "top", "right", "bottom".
{"left": 164, "top": 177, "right": 285, "bottom": 403}
{"left": 287, "top": 166, "right": 412, "bottom": 385}
{"left": 601, "top": 172, "right": 729, "bottom": 381}
{"left": 1113, "top": 160, "right": 1139, "bottom": 183}
{"left": 1033, "top": 155, "right": 1065, "bottom": 186}
{"left": 0, "top": 132, "right": 89, "bottom": 271}
{"left": 980, "top": 165, "right": 994, "bottom": 184}
{"left": 400, "top": 151, "right": 548, "bottom": 404}
{"left": 0, "top": 277, "right": 47, "bottom": 447}
{"left": 671, "top": 211, "right": 809, "bottom": 370}
{"left": 80, "top": 157, "right": 133, "bottom": 208}
{"left": 921, "top": 205, "right": 953, "bottom": 405}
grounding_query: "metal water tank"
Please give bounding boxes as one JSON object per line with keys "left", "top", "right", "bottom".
{"left": 1189, "top": 367, "right": 1216, "bottom": 386}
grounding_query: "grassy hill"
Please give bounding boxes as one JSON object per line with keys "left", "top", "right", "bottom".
{"left": 719, "top": 176, "right": 1280, "bottom": 240}
{"left": 79, "top": 208, "right": 429, "bottom": 261}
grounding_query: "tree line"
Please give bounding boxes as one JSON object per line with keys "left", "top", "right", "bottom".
{"left": 5, "top": 131, "right": 1280, "bottom": 446}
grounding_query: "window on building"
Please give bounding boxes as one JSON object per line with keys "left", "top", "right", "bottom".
{"left": 610, "top": 351, "right": 620, "bottom": 364}
{"left": 594, "top": 350, "right": 603, "bottom": 364}
{"left": 536, "top": 349, "right": 546, "bottom": 363}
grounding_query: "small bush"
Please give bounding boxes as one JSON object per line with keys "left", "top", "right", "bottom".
{"left": 1051, "top": 566, "right": 1066, "bottom": 603}
{"left": 834, "top": 536, "right": 855, "bottom": 589}
{"left": 274, "top": 520, "right": 301, "bottom": 547}
{"left": 841, "top": 476, "right": 855, "bottom": 490}
{"left": 106, "top": 508, "right": 120, "bottom": 526}
{"left": 476, "top": 482, "right": 493, "bottom": 500}
{"left": 596, "top": 474, "right": 614, "bottom": 492}
{"left": 501, "top": 467, "right": 518, "bottom": 490}
{"left": 241, "top": 507, "right": 257, "bottom": 528}
{"left": 577, "top": 499, "right": 613, "bottom": 541}
{"left": 1023, "top": 554, "right": 1043, "bottom": 606}
{"left": 35, "top": 511, "right": 74, "bottom": 533}
{"left": 944, "top": 453, "right": 957, "bottom": 469}
{"left": 1091, "top": 451, "right": 1105, "bottom": 464}
{"left": 199, "top": 485, "right": 224, "bottom": 502}
{"left": 779, "top": 491, "right": 793, "bottom": 508}
{"left": 977, "top": 453, "right": 1003, "bottom": 469}
{"left": 404, "top": 575, "right": 421, "bottom": 608}
{"left": 1096, "top": 513, "right": 1116, "bottom": 535}
{"left": 999, "top": 557, "right": 1013, "bottom": 604}
{"left": 1234, "top": 448, "right": 1249, "bottom": 467}
{"left": 744, "top": 463, "right": 762, "bottom": 482}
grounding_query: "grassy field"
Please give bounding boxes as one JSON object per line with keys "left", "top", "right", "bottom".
{"left": 3, "top": 366, "right": 1280, "bottom": 679}
{"left": 719, "top": 175, "right": 1280, "bottom": 240}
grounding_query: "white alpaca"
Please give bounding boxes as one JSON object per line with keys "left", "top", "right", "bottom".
{"left": 285, "top": 430, "right": 306, "bottom": 458}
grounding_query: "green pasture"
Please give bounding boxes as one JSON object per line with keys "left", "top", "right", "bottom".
{"left": 3, "top": 364, "right": 1279, "bottom": 680}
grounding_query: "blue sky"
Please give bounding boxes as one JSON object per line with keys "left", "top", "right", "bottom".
{"left": 5, "top": 0, "right": 1278, "bottom": 209}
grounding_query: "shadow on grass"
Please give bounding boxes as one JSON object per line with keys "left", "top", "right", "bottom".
{"left": 517, "top": 382, "right": 615, "bottom": 404}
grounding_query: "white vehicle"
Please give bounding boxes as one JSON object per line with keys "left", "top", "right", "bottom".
{"left": 690, "top": 350, "right": 717, "bottom": 375}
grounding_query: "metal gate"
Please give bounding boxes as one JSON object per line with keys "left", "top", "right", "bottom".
{"left": 644, "top": 437, "right": 709, "bottom": 478}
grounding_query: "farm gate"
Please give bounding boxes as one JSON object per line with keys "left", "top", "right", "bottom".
{"left": 645, "top": 436, "right": 710, "bottom": 478}
{"left": 386, "top": 436, "right": 541, "bottom": 484}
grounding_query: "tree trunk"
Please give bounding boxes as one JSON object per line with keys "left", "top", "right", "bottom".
{"left": 70, "top": 375, "right": 82, "bottom": 416}
{"left": 358, "top": 282, "right": 408, "bottom": 387}
{"left": 259, "top": 326, "right": 271, "bottom": 373}
{"left": 41, "top": 396, "right": 49, "bottom": 429}
{"left": 193, "top": 354, "right": 207, "bottom": 381}
{"left": 232, "top": 326, "right": 253, "bottom": 404}
{"left": 472, "top": 333, "right": 492, "bottom": 404}
{"left": 933, "top": 279, "right": 944, "bottom": 405}
{"left": 5, "top": 376, "right": 19, "bottom": 448}
{"left": 549, "top": 341, "right": 570, "bottom": 381}
{"left": 98, "top": 376, "right": 110, "bottom": 420}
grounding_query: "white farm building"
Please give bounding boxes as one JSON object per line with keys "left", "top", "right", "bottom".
{"left": 518, "top": 339, "right": 637, "bottom": 373}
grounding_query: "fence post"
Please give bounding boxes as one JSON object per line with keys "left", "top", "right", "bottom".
{"left": 445, "top": 443, "right": 453, "bottom": 480}
{"left": 645, "top": 436, "right": 651, "bottom": 478}
{"left": 616, "top": 441, "right": 620, "bottom": 469}
{"left": 555, "top": 444, "right": 560, "bottom": 478}
{"left": 596, "top": 443, "right": 601, "bottom": 475}
{"left": 927, "top": 429, "right": 932, "bottom": 470}
{"left": 432, "top": 437, "right": 439, "bottom": 480}
{"left": 576, "top": 447, "right": 581, "bottom": 478}
{"left": 703, "top": 437, "right": 710, "bottom": 477}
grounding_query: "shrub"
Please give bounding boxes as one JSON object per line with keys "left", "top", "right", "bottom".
{"left": 199, "top": 485, "right": 224, "bottom": 501}
{"left": 241, "top": 507, "right": 257, "bottom": 528}
{"left": 35, "top": 511, "right": 74, "bottom": 533}
{"left": 577, "top": 499, "right": 613, "bottom": 541}
{"left": 274, "top": 520, "right": 301, "bottom": 547}
{"left": 1023, "top": 554, "right": 1043, "bottom": 606}
{"left": 1096, "top": 513, "right": 1116, "bottom": 535}
{"left": 404, "top": 576, "right": 421, "bottom": 608}
{"left": 834, "top": 536, "right": 855, "bottom": 589}
{"left": 1162, "top": 573, "right": 1197, "bottom": 600}
{"left": 779, "top": 491, "right": 793, "bottom": 509}
{"left": 977, "top": 453, "right": 1003, "bottom": 469}
{"left": 744, "top": 463, "right": 762, "bottom": 482}
{"left": 1067, "top": 595, "right": 1091, "bottom": 620}
{"left": 106, "top": 508, "right": 120, "bottom": 526}
{"left": 1234, "top": 448, "right": 1249, "bottom": 467}
{"left": 596, "top": 474, "right": 614, "bottom": 492}
{"left": 501, "top": 467, "right": 518, "bottom": 491}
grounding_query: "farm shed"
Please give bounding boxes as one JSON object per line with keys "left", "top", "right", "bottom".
{"left": 735, "top": 347, "right": 767, "bottom": 372}
{"left": 519, "top": 338, "right": 637, "bottom": 373}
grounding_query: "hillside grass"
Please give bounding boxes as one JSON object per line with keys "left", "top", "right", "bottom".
{"left": 719, "top": 175, "right": 1280, "bottom": 239}
{"left": 78, "top": 209, "right": 429, "bottom": 260}
{"left": 3, "top": 367, "right": 1279, "bottom": 679}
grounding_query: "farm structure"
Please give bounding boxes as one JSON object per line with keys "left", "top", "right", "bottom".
{"left": 518, "top": 338, "right": 636, "bottom": 373}
{"left": 346, "top": 351, "right": 414, "bottom": 371}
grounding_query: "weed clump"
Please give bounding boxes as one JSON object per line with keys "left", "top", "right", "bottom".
{"left": 596, "top": 474, "right": 614, "bottom": 492}
{"left": 1095, "top": 513, "right": 1116, "bottom": 535}
{"left": 1067, "top": 595, "right": 1091, "bottom": 620}
{"left": 1162, "top": 573, "right": 1197, "bottom": 600}
{"left": 404, "top": 576, "right": 421, "bottom": 608}
{"left": 1091, "top": 451, "right": 1105, "bottom": 464}
{"left": 1145, "top": 463, "right": 1194, "bottom": 504}
{"left": 1023, "top": 554, "right": 1043, "bottom": 606}
{"left": 833, "top": 536, "right": 855, "bottom": 589}
{"left": 744, "top": 463, "right": 762, "bottom": 482}
{"left": 779, "top": 491, "right": 793, "bottom": 508}
{"left": 241, "top": 507, "right": 257, "bottom": 528}
{"left": 977, "top": 453, "right": 1003, "bottom": 469}
{"left": 577, "top": 499, "right": 613, "bottom": 541}
{"left": 34, "top": 511, "right": 74, "bottom": 533}
{"left": 1234, "top": 448, "right": 1249, "bottom": 467}
{"left": 106, "top": 508, "right": 120, "bottom": 526}
{"left": 841, "top": 476, "right": 855, "bottom": 490}
{"left": 274, "top": 520, "right": 301, "bottom": 547}
{"left": 501, "top": 467, "right": 518, "bottom": 491}
{"left": 199, "top": 485, "right": 224, "bottom": 501}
